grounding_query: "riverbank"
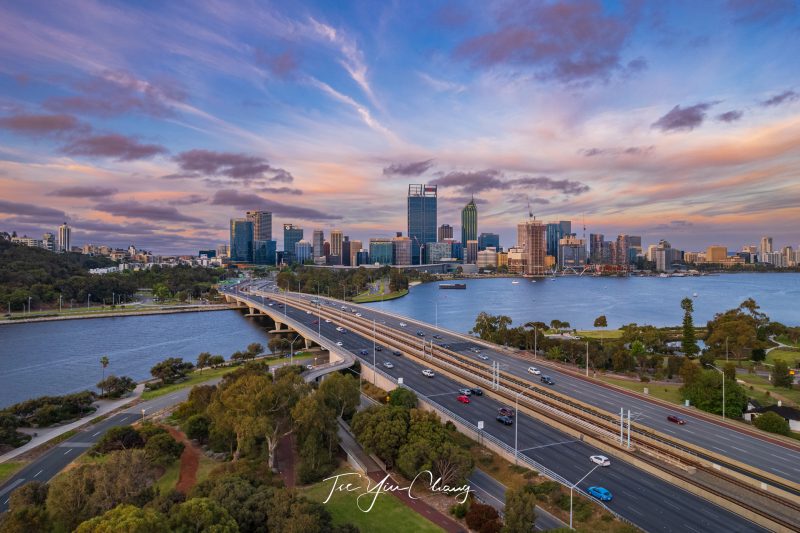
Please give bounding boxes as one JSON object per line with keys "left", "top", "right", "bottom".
{"left": 0, "top": 303, "right": 235, "bottom": 326}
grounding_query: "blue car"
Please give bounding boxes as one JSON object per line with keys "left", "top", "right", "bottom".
{"left": 587, "top": 486, "right": 612, "bottom": 501}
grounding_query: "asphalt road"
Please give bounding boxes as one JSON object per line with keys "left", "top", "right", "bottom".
{"left": 235, "top": 284, "right": 766, "bottom": 533}
{"left": 267, "top": 284, "right": 800, "bottom": 486}
{"left": 0, "top": 381, "right": 211, "bottom": 513}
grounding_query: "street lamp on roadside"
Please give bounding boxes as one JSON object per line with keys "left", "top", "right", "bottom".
{"left": 514, "top": 383, "right": 536, "bottom": 465}
{"left": 570, "top": 463, "right": 602, "bottom": 530}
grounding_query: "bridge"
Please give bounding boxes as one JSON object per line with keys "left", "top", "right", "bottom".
{"left": 221, "top": 280, "right": 800, "bottom": 532}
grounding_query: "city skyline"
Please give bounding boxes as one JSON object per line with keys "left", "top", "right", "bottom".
{"left": 1, "top": 1, "right": 799, "bottom": 253}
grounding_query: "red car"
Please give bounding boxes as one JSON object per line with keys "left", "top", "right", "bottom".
{"left": 667, "top": 415, "right": 686, "bottom": 425}
{"left": 457, "top": 395, "right": 470, "bottom": 404}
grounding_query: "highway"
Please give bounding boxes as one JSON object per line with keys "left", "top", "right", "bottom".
{"left": 231, "top": 283, "right": 767, "bottom": 532}
{"left": 284, "top": 285, "right": 800, "bottom": 485}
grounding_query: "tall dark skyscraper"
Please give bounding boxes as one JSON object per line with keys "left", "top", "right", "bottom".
{"left": 229, "top": 218, "right": 254, "bottom": 262}
{"left": 407, "top": 184, "right": 437, "bottom": 264}
{"left": 461, "top": 197, "right": 477, "bottom": 250}
{"left": 438, "top": 224, "right": 453, "bottom": 242}
{"left": 246, "top": 210, "right": 272, "bottom": 241}
{"left": 546, "top": 220, "right": 572, "bottom": 260}
{"left": 283, "top": 223, "right": 303, "bottom": 263}
{"left": 478, "top": 232, "right": 499, "bottom": 251}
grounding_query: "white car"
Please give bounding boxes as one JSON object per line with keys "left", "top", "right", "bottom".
{"left": 341, "top": 306, "right": 347, "bottom": 310}
{"left": 336, "top": 326, "right": 344, "bottom": 332}
{"left": 590, "top": 455, "right": 611, "bottom": 467}
{"left": 336, "top": 341, "right": 343, "bottom": 346}
{"left": 305, "top": 364, "right": 314, "bottom": 370}
{"left": 306, "top": 310, "right": 312, "bottom": 314}
{"left": 383, "top": 361, "right": 394, "bottom": 369}
{"left": 421, "top": 369, "right": 435, "bottom": 377}
{"left": 355, "top": 313, "right": 362, "bottom": 317}
{"left": 325, "top": 319, "right": 332, "bottom": 323}
{"left": 527, "top": 366, "right": 541, "bottom": 375}
{"left": 400, "top": 322, "right": 407, "bottom": 327}
{"left": 477, "top": 354, "right": 489, "bottom": 361}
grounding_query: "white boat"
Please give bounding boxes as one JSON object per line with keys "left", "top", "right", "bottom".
{"left": 531, "top": 280, "right": 536, "bottom": 283}
{"left": 693, "top": 292, "right": 698, "bottom": 298}
{"left": 511, "top": 281, "right": 520, "bottom": 284}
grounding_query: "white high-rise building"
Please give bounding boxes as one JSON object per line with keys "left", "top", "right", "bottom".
{"left": 57, "top": 222, "right": 71, "bottom": 253}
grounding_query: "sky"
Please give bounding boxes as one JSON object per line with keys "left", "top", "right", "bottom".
{"left": 1, "top": 0, "right": 799, "bottom": 254}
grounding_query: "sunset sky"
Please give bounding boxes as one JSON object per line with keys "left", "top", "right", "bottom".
{"left": 1, "top": 0, "right": 799, "bottom": 254}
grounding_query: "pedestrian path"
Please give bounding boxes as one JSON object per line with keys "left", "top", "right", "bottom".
{"left": 0, "top": 384, "right": 145, "bottom": 464}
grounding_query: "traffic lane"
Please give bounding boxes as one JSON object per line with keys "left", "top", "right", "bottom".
{"left": 343, "top": 342, "right": 764, "bottom": 533}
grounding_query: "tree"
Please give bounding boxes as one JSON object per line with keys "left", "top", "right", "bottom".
{"left": 503, "top": 485, "right": 538, "bottom": 533}
{"left": 144, "top": 433, "right": 185, "bottom": 468}
{"left": 466, "top": 502, "right": 502, "bottom": 533}
{"left": 99, "top": 356, "right": 110, "bottom": 395}
{"left": 351, "top": 405, "right": 410, "bottom": 467}
{"left": 197, "top": 352, "right": 212, "bottom": 372}
{"left": 75, "top": 504, "right": 169, "bottom": 533}
{"left": 150, "top": 358, "right": 194, "bottom": 385}
{"left": 318, "top": 372, "right": 360, "bottom": 419}
{"left": 209, "top": 355, "right": 225, "bottom": 368}
{"left": 681, "top": 370, "right": 748, "bottom": 418}
{"left": 247, "top": 343, "right": 264, "bottom": 357}
{"left": 94, "top": 426, "right": 144, "bottom": 454}
{"left": 169, "top": 498, "right": 238, "bottom": 533}
{"left": 184, "top": 414, "right": 211, "bottom": 443}
{"left": 593, "top": 315, "right": 607, "bottom": 328}
{"left": 723, "top": 362, "right": 737, "bottom": 382}
{"left": 679, "top": 358, "right": 701, "bottom": 386}
{"left": 293, "top": 393, "right": 338, "bottom": 483}
{"left": 772, "top": 359, "right": 793, "bottom": 388}
{"left": 96, "top": 375, "right": 136, "bottom": 398}
{"left": 753, "top": 411, "right": 790, "bottom": 436}
{"left": 388, "top": 387, "right": 418, "bottom": 409}
{"left": 630, "top": 341, "right": 647, "bottom": 372}
{"left": 680, "top": 298, "right": 699, "bottom": 358}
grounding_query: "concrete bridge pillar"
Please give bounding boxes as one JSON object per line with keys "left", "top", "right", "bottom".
{"left": 304, "top": 338, "right": 311, "bottom": 349}
{"left": 247, "top": 306, "right": 256, "bottom": 316}
{"left": 274, "top": 321, "right": 284, "bottom": 331}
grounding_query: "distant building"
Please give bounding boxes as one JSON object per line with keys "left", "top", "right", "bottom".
{"left": 408, "top": 184, "right": 438, "bottom": 264}
{"left": 229, "top": 218, "right": 254, "bottom": 262}
{"left": 478, "top": 232, "right": 500, "bottom": 251}
{"left": 330, "top": 230, "right": 343, "bottom": 263}
{"left": 392, "top": 233, "right": 412, "bottom": 265}
{"left": 546, "top": 221, "right": 570, "bottom": 260}
{"left": 369, "top": 238, "right": 394, "bottom": 265}
{"left": 57, "top": 222, "right": 71, "bottom": 253}
{"left": 323, "top": 241, "right": 331, "bottom": 257}
{"left": 589, "top": 233, "right": 609, "bottom": 264}
{"left": 517, "top": 219, "right": 547, "bottom": 275}
{"left": 427, "top": 241, "right": 452, "bottom": 263}
{"left": 253, "top": 240, "right": 277, "bottom": 265}
{"left": 198, "top": 249, "right": 217, "bottom": 258}
{"left": 295, "top": 240, "right": 312, "bottom": 263}
{"left": 465, "top": 240, "right": 478, "bottom": 264}
{"left": 497, "top": 251, "right": 508, "bottom": 269}
{"left": 706, "top": 245, "right": 728, "bottom": 263}
{"left": 11, "top": 235, "right": 43, "bottom": 248}
{"left": 216, "top": 244, "right": 229, "bottom": 258}
{"left": 42, "top": 232, "right": 55, "bottom": 252}
{"left": 611, "top": 234, "right": 631, "bottom": 266}
{"left": 438, "top": 224, "right": 453, "bottom": 242}
{"left": 461, "top": 198, "right": 478, "bottom": 251}
{"left": 349, "top": 240, "right": 362, "bottom": 266}
{"left": 283, "top": 224, "right": 303, "bottom": 263}
{"left": 558, "top": 235, "right": 587, "bottom": 268}
{"left": 760, "top": 236, "right": 773, "bottom": 257}
{"left": 356, "top": 249, "right": 370, "bottom": 266}
{"left": 341, "top": 236, "right": 351, "bottom": 266}
{"left": 312, "top": 229, "right": 325, "bottom": 258}
{"left": 246, "top": 211, "right": 272, "bottom": 241}
{"left": 477, "top": 247, "right": 498, "bottom": 269}
{"left": 507, "top": 246, "right": 526, "bottom": 274}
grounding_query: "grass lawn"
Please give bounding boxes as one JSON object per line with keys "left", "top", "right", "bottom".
{"left": 596, "top": 376, "right": 684, "bottom": 404}
{"left": 575, "top": 329, "right": 623, "bottom": 339}
{"left": 0, "top": 462, "right": 24, "bottom": 484}
{"left": 142, "top": 366, "right": 238, "bottom": 400}
{"left": 766, "top": 349, "right": 800, "bottom": 367}
{"left": 353, "top": 289, "right": 408, "bottom": 303}
{"left": 300, "top": 468, "right": 443, "bottom": 533}
{"left": 776, "top": 335, "right": 800, "bottom": 348}
{"left": 735, "top": 373, "right": 800, "bottom": 406}
{"left": 154, "top": 460, "right": 181, "bottom": 493}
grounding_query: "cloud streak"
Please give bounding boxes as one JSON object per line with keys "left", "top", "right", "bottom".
{"left": 211, "top": 189, "right": 341, "bottom": 220}
{"left": 652, "top": 102, "right": 716, "bottom": 132}
{"left": 62, "top": 134, "right": 167, "bottom": 161}
{"left": 383, "top": 159, "right": 435, "bottom": 176}
{"left": 48, "top": 186, "right": 119, "bottom": 198}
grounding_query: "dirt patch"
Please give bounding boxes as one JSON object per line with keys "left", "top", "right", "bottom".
{"left": 276, "top": 433, "right": 297, "bottom": 489}
{"left": 166, "top": 426, "right": 200, "bottom": 494}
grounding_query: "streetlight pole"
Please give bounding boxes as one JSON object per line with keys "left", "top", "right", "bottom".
{"left": 514, "top": 384, "right": 536, "bottom": 465}
{"left": 373, "top": 319, "right": 377, "bottom": 384}
{"left": 87, "top": 293, "right": 91, "bottom": 309}
{"left": 570, "top": 464, "right": 602, "bottom": 530}
{"left": 290, "top": 334, "right": 302, "bottom": 366}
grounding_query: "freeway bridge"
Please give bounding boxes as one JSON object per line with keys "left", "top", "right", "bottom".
{"left": 223, "top": 280, "right": 800, "bottom": 532}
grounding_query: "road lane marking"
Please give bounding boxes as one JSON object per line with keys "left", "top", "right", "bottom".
{"left": 63, "top": 449, "right": 73, "bottom": 455}
{"left": 92, "top": 431, "right": 102, "bottom": 437}
{"left": 33, "top": 470, "right": 43, "bottom": 478}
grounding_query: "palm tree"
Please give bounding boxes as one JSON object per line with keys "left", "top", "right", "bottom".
{"left": 100, "top": 356, "right": 110, "bottom": 395}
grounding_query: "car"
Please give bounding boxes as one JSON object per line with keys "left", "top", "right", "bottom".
{"left": 350, "top": 308, "right": 356, "bottom": 312}
{"left": 310, "top": 299, "right": 318, "bottom": 304}
{"left": 325, "top": 319, "right": 332, "bottom": 323}
{"left": 306, "top": 310, "right": 312, "bottom": 314}
{"left": 312, "top": 320, "right": 319, "bottom": 324}
{"left": 375, "top": 346, "right": 383, "bottom": 351}
{"left": 359, "top": 349, "right": 369, "bottom": 356}
{"left": 432, "top": 334, "right": 442, "bottom": 339}
{"left": 392, "top": 350, "right": 402, "bottom": 356}
{"left": 416, "top": 331, "right": 425, "bottom": 336}
{"left": 458, "top": 388, "right": 472, "bottom": 396}
{"left": 470, "top": 347, "right": 481, "bottom": 353}
{"left": 527, "top": 366, "right": 541, "bottom": 375}
{"left": 667, "top": 415, "right": 686, "bottom": 425}
{"left": 355, "top": 313, "right": 362, "bottom": 317}
{"left": 336, "top": 341, "right": 343, "bottom": 346}
{"left": 497, "top": 407, "right": 514, "bottom": 417}
{"left": 399, "top": 322, "right": 407, "bottom": 327}
{"left": 457, "top": 395, "right": 470, "bottom": 404}
{"left": 305, "top": 364, "right": 314, "bottom": 370}
{"left": 268, "top": 303, "right": 274, "bottom": 307}
{"left": 496, "top": 415, "right": 513, "bottom": 425}
{"left": 441, "top": 344, "right": 451, "bottom": 349}
{"left": 341, "top": 305, "right": 347, "bottom": 310}
{"left": 540, "top": 376, "right": 555, "bottom": 385}
{"left": 590, "top": 455, "right": 611, "bottom": 467}
{"left": 422, "top": 369, "right": 435, "bottom": 378}
{"left": 383, "top": 361, "right": 394, "bottom": 369}
{"left": 587, "top": 486, "right": 612, "bottom": 501}
{"left": 477, "top": 354, "right": 489, "bottom": 360}
{"left": 336, "top": 326, "right": 344, "bottom": 332}
{"left": 470, "top": 388, "right": 483, "bottom": 396}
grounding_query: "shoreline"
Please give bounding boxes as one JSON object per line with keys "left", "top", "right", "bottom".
{"left": 0, "top": 304, "right": 236, "bottom": 326}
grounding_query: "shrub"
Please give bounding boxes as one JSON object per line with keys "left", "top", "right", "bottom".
{"left": 184, "top": 414, "right": 211, "bottom": 443}
{"left": 753, "top": 411, "right": 790, "bottom": 436}
{"left": 465, "top": 502, "right": 499, "bottom": 532}
{"left": 450, "top": 502, "right": 468, "bottom": 519}
{"left": 94, "top": 426, "right": 144, "bottom": 454}
{"left": 144, "top": 433, "right": 185, "bottom": 467}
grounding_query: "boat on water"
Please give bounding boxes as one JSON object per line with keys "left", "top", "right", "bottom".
{"left": 511, "top": 281, "right": 520, "bottom": 284}
{"left": 693, "top": 292, "right": 698, "bottom": 298}
{"left": 439, "top": 283, "right": 466, "bottom": 290}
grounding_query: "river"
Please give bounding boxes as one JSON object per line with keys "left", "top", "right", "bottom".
{"left": 0, "top": 310, "right": 270, "bottom": 408}
{"left": 364, "top": 273, "right": 800, "bottom": 333}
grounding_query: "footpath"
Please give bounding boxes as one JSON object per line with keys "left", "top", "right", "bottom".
{"left": 0, "top": 384, "right": 145, "bottom": 464}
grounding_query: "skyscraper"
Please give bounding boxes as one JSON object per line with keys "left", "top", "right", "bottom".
{"left": 465, "top": 240, "right": 479, "bottom": 264}
{"left": 283, "top": 224, "right": 303, "bottom": 263}
{"left": 478, "top": 232, "right": 500, "bottom": 251}
{"left": 312, "top": 229, "right": 325, "bottom": 258}
{"left": 546, "top": 221, "right": 571, "bottom": 260}
{"left": 760, "top": 236, "right": 773, "bottom": 262}
{"left": 558, "top": 236, "right": 587, "bottom": 268}
{"left": 408, "top": 184, "right": 437, "bottom": 264}
{"left": 589, "top": 233, "right": 605, "bottom": 264}
{"left": 438, "top": 224, "right": 453, "bottom": 242}
{"left": 349, "top": 240, "right": 362, "bottom": 266}
{"left": 57, "top": 222, "right": 71, "bottom": 253}
{"left": 246, "top": 211, "right": 272, "bottom": 241}
{"left": 330, "top": 229, "right": 343, "bottom": 263}
{"left": 392, "top": 233, "right": 412, "bottom": 265}
{"left": 253, "top": 240, "right": 276, "bottom": 265}
{"left": 518, "top": 219, "right": 546, "bottom": 275}
{"left": 294, "top": 240, "right": 312, "bottom": 263}
{"left": 612, "top": 234, "right": 631, "bottom": 266}
{"left": 369, "top": 238, "right": 393, "bottom": 265}
{"left": 229, "top": 218, "right": 254, "bottom": 262}
{"left": 342, "top": 236, "right": 351, "bottom": 266}
{"left": 461, "top": 198, "right": 478, "bottom": 251}
{"left": 42, "top": 232, "right": 55, "bottom": 252}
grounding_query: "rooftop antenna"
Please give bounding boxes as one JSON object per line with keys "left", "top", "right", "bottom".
{"left": 582, "top": 213, "right": 586, "bottom": 241}
{"left": 526, "top": 196, "right": 534, "bottom": 220}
